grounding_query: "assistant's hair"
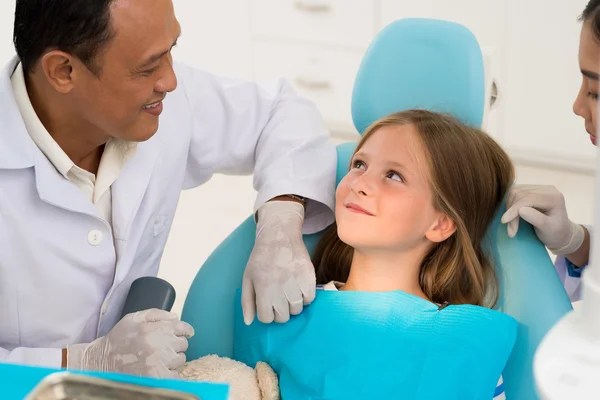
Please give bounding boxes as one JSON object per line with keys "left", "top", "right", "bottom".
{"left": 13, "top": 0, "right": 117, "bottom": 75}
{"left": 312, "top": 110, "right": 515, "bottom": 308}
{"left": 581, "top": 0, "right": 600, "bottom": 43}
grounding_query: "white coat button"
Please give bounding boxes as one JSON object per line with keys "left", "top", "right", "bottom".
{"left": 88, "top": 230, "right": 103, "bottom": 246}
{"left": 101, "top": 302, "right": 109, "bottom": 315}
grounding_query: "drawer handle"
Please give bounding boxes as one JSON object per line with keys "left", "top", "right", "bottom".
{"left": 293, "top": 0, "right": 332, "bottom": 13}
{"left": 294, "top": 76, "right": 332, "bottom": 90}
{"left": 490, "top": 80, "right": 499, "bottom": 108}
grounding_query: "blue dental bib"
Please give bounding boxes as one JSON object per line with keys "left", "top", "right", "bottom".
{"left": 234, "top": 290, "right": 517, "bottom": 400}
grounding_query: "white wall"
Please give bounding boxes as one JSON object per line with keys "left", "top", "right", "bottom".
{"left": 0, "top": 1, "right": 596, "bottom": 315}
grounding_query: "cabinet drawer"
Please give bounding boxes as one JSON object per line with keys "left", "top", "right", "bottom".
{"left": 251, "top": 0, "right": 376, "bottom": 48}
{"left": 380, "top": 0, "right": 507, "bottom": 50}
{"left": 253, "top": 40, "right": 365, "bottom": 134}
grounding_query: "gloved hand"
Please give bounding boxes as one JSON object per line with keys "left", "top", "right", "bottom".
{"left": 501, "top": 184, "right": 585, "bottom": 255}
{"left": 67, "top": 309, "right": 194, "bottom": 378}
{"left": 242, "top": 200, "right": 316, "bottom": 325}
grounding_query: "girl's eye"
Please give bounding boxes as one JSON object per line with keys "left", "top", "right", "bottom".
{"left": 352, "top": 160, "right": 366, "bottom": 170}
{"left": 387, "top": 171, "right": 404, "bottom": 182}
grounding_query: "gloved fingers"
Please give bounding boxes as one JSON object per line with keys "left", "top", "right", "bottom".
{"left": 505, "top": 185, "right": 532, "bottom": 210}
{"left": 505, "top": 186, "right": 547, "bottom": 213}
{"left": 507, "top": 217, "right": 519, "bottom": 238}
{"left": 298, "top": 267, "right": 316, "bottom": 306}
{"left": 131, "top": 309, "right": 179, "bottom": 324}
{"left": 518, "top": 206, "right": 549, "bottom": 230}
{"left": 501, "top": 196, "right": 523, "bottom": 224}
{"left": 282, "top": 279, "right": 304, "bottom": 316}
{"left": 501, "top": 195, "right": 554, "bottom": 225}
{"left": 516, "top": 190, "right": 559, "bottom": 212}
{"left": 273, "top": 292, "right": 291, "bottom": 323}
{"left": 164, "top": 351, "right": 187, "bottom": 370}
{"left": 151, "top": 362, "right": 180, "bottom": 378}
{"left": 149, "top": 320, "right": 195, "bottom": 339}
{"left": 242, "top": 275, "right": 257, "bottom": 325}
{"left": 255, "top": 285, "right": 276, "bottom": 324}
{"left": 170, "top": 336, "right": 190, "bottom": 353}
{"left": 288, "top": 300, "right": 303, "bottom": 317}
{"left": 172, "top": 321, "right": 195, "bottom": 338}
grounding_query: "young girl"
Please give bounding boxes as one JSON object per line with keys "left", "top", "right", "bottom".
{"left": 235, "top": 109, "right": 517, "bottom": 400}
{"left": 313, "top": 109, "right": 515, "bottom": 399}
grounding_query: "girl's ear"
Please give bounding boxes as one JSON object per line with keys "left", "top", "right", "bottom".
{"left": 425, "top": 213, "right": 456, "bottom": 243}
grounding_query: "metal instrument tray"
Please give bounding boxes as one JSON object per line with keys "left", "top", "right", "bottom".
{"left": 24, "top": 372, "right": 201, "bottom": 400}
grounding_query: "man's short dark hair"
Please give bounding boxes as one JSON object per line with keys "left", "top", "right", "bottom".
{"left": 13, "top": 0, "right": 116, "bottom": 75}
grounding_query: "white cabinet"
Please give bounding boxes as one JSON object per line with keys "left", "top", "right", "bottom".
{"left": 249, "top": 0, "right": 375, "bottom": 137}
{"left": 252, "top": 40, "right": 365, "bottom": 134}
{"left": 252, "top": 0, "right": 376, "bottom": 48}
{"left": 172, "top": 0, "right": 252, "bottom": 79}
{"left": 501, "top": 0, "right": 595, "bottom": 171}
{"left": 380, "top": 0, "right": 508, "bottom": 50}
{"left": 248, "top": 0, "right": 596, "bottom": 171}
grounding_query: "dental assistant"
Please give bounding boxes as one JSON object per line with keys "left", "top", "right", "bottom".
{"left": 502, "top": 0, "right": 600, "bottom": 302}
{"left": 0, "top": 0, "right": 335, "bottom": 377}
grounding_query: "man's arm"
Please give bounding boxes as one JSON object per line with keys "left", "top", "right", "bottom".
{"left": 0, "top": 346, "right": 64, "bottom": 369}
{"left": 177, "top": 63, "right": 336, "bottom": 234}
{"left": 176, "top": 63, "right": 337, "bottom": 323}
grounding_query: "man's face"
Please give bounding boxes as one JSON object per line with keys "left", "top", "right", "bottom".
{"left": 69, "top": 0, "right": 181, "bottom": 142}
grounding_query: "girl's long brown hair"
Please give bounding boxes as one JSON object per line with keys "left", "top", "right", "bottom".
{"left": 312, "top": 110, "right": 514, "bottom": 308}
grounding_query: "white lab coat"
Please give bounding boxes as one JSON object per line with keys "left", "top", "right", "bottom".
{"left": 0, "top": 57, "right": 336, "bottom": 368}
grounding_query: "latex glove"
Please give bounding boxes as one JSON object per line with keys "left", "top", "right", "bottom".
{"left": 242, "top": 200, "right": 316, "bottom": 325}
{"left": 67, "top": 309, "right": 194, "bottom": 378}
{"left": 501, "top": 184, "right": 584, "bottom": 255}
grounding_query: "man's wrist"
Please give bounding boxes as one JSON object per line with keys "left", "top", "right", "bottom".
{"left": 269, "top": 194, "right": 306, "bottom": 206}
{"left": 256, "top": 195, "right": 307, "bottom": 223}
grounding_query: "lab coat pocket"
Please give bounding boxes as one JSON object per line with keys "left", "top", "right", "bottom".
{"left": 131, "top": 213, "right": 172, "bottom": 277}
{"left": 153, "top": 215, "right": 167, "bottom": 237}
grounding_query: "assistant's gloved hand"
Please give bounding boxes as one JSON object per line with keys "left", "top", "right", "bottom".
{"left": 242, "top": 200, "right": 316, "bottom": 325}
{"left": 67, "top": 309, "right": 194, "bottom": 378}
{"left": 501, "top": 184, "right": 585, "bottom": 255}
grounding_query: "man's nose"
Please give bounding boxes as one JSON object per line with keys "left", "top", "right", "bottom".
{"left": 155, "top": 54, "right": 178, "bottom": 94}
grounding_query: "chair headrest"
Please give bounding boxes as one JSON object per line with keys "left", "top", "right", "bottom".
{"left": 351, "top": 18, "right": 485, "bottom": 134}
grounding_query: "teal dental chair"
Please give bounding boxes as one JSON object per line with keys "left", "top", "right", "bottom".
{"left": 182, "top": 18, "right": 572, "bottom": 400}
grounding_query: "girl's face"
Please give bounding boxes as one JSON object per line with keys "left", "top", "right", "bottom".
{"left": 335, "top": 124, "right": 454, "bottom": 253}
{"left": 574, "top": 21, "right": 600, "bottom": 146}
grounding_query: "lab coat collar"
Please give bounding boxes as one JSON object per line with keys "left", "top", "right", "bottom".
{"left": 0, "top": 55, "right": 161, "bottom": 242}
{"left": 0, "top": 56, "right": 98, "bottom": 217}
{"left": 0, "top": 56, "right": 36, "bottom": 169}
{"left": 111, "top": 137, "right": 160, "bottom": 241}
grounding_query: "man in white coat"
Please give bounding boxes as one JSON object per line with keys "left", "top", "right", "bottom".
{"left": 0, "top": 0, "right": 336, "bottom": 378}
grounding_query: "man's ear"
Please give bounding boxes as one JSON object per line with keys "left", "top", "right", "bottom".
{"left": 39, "top": 50, "right": 76, "bottom": 94}
{"left": 425, "top": 213, "right": 456, "bottom": 243}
